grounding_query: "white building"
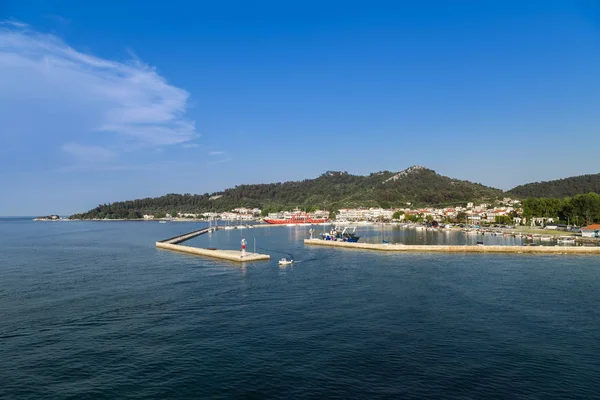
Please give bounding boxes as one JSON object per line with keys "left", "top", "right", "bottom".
{"left": 581, "top": 224, "right": 600, "bottom": 238}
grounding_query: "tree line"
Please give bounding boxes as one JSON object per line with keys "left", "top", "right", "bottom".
{"left": 522, "top": 193, "right": 600, "bottom": 226}
{"left": 508, "top": 173, "right": 600, "bottom": 198}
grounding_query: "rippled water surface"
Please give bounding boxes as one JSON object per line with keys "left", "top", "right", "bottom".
{"left": 2, "top": 219, "right": 600, "bottom": 399}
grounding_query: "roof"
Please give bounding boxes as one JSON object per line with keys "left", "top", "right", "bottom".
{"left": 581, "top": 224, "right": 600, "bottom": 231}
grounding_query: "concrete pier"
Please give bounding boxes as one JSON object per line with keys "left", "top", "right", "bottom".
{"left": 304, "top": 239, "right": 600, "bottom": 254}
{"left": 156, "top": 226, "right": 270, "bottom": 262}
{"left": 159, "top": 227, "right": 216, "bottom": 245}
{"left": 156, "top": 241, "right": 270, "bottom": 261}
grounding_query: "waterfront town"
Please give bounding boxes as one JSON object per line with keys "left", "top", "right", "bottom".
{"left": 38, "top": 198, "right": 599, "bottom": 238}
{"left": 143, "top": 198, "right": 527, "bottom": 225}
{"left": 136, "top": 197, "right": 600, "bottom": 240}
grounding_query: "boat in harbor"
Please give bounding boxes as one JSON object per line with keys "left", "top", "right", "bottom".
{"left": 264, "top": 210, "right": 329, "bottom": 225}
{"left": 557, "top": 237, "right": 576, "bottom": 245}
{"left": 321, "top": 226, "right": 360, "bottom": 242}
{"left": 278, "top": 258, "right": 293, "bottom": 266}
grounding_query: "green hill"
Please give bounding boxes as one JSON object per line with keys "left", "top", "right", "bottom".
{"left": 69, "top": 166, "right": 503, "bottom": 219}
{"left": 507, "top": 173, "right": 600, "bottom": 198}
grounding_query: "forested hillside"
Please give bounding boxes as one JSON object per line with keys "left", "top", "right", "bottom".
{"left": 521, "top": 193, "right": 600, "bottom": 226}
{"left": 508, "top": 173, "right": 600, "bottom": 198}
{"left": 69, "top": 166, "right": 502, "bottom": 219}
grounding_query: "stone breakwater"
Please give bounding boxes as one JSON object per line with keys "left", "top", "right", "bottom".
{"left": 304, "top": 239, "right": 600, "bottom": 254}
{"left": 156, "top": 227, "right": 270, "bottom": 262}
{"left": 156, "top": 242, "right": 270, "bottom": 262}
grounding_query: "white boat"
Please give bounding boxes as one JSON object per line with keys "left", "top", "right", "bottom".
{"left": 557, "top": 237, "right": 576, "bottom": 245}
{"left": 158, "top": 220, "right": 167, "bottom": 224}
{"left": 278, "top": 258, "right": 293, "bottom": 266}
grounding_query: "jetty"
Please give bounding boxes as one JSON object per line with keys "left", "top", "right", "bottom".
{"left": 156, "top": 227, "right": 270, "bottom": 262}
{"left": 304, "top": 239, "right": 600, "bottom": 254}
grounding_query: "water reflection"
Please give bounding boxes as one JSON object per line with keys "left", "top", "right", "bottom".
{"left": 187, "top": 223, "right": 540, "bottom": 250}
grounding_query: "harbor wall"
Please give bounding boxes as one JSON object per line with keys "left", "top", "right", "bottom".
{"left": 304, "top": 239, "right": 600, "bottom": 254}
{"left": 156, "top": 242, "right": 270, "bottom": 262}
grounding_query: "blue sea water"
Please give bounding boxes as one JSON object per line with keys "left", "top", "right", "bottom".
{"left": 1, "top": 219, "right": 600, "bottom": 399}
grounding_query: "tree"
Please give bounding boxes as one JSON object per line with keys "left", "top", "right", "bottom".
{"left": 127, "top": 211, "right": 140, "bottom": 219}
{"left": 404, "top": 213, "right": 420, "bottom": 223}
{"left": 456, "top": 211, "right": 467, "bottom": 223}
{"left": 494, "top": 215, "right": 511, "bottom": 225}
{"left": 392, "top": 211, "right": 403, "bottom": 220}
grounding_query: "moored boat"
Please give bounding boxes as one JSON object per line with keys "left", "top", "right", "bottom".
{"left": 264, "top": 210, "right": 329, "bottom": 225}
{"left": 320, "top": 226, "right": 360, "bottom": 242}
{"left": 557, "top": 237, "right": 576, "bottom": 245}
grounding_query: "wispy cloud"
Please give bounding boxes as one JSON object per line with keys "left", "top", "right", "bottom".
{"left": 45, "top": 15, "right": 72, "bottom": 25}
{"left": 208, "top": 151, "right": 224, "bottom": 156}
{"left": 207, "top": 156, "right": 231, "bottom": 165}
{"left": 56, "top": 160, "right": 192, "bottom": 172}
{"left": 182, "top": 143, "right": 200, "bottom": 148}
{"left": 1, "top": 20, "right": 28, "bottom": 28}
{"left": 61, "top": 143, "right": 116, "bottom": 163}
{"left": 0, "top": 21, "right": 198, "bottom": 169}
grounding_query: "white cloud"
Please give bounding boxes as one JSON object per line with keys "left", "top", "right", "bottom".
{"left": 0, "top": 22, "right": 197, "bottom": 164}
{"left": 208, "top": 151, "right": 224, "bottom": 156}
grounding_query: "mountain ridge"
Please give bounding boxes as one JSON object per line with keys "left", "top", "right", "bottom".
{"left": 507, "top": 172, "right": 600, "bottom": 198}
{"left": 69, "top": 166, "right": 600, "bottom": 219}
{"left": 69, "top": 166, "right": 502, "bottom": 219}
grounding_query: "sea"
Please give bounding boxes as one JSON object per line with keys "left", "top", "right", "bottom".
{"left": 2, "top": 218, "right": 600, "bottom": 399}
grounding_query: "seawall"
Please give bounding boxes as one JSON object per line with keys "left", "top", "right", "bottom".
{"left": 156, "top": 241, "right": 270, "bottom": 262}
{"left": 304, "top": 239, "right": 600, "bottom": 254}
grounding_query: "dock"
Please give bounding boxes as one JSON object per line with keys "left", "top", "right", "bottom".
{"left": 159, "top": 227, "right": 216, "bottom": 244}
{"left": 156, "top": 227, "right": 270, "bottom": 262}
{"left": 304, "top": 239, "right": 600, "bottom": 254}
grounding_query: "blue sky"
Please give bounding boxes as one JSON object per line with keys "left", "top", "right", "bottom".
{"left": 1, "top": 1, "right": 600, "bottom": 215}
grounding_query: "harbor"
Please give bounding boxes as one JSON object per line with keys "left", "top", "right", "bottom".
{"left": 304, "top": 238, "right": 600, "bottom": 254}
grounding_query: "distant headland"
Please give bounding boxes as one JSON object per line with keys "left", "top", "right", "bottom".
{"left": 33, "top": 215, "right": 66, "bottom": 221}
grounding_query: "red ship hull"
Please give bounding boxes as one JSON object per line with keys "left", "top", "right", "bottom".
{"left": 263, "top": 213, "right": 329, "bottom": 225}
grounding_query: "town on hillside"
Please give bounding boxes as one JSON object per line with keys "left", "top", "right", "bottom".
{"left": 142, "top": 198, "right": 541, "bottom": 226}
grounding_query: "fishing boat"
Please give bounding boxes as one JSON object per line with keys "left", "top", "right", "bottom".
{"left": 278, "top": 258, "right": 293, "bottom": 266}
{"left": 264, "top": 210, "right": 329, "bottom": 225}
{"left": 339, "top": 226, "right": 360, "bottom": 242}
{"left": 320, "top": 226, "right": 360, "bottom": 242}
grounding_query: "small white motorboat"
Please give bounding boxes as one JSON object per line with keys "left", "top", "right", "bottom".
{"left": 557, "top": 237, "right": 576, "bottom": 245}
{"left": 278, "top": 258, "right": 293, "bottom": 266}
